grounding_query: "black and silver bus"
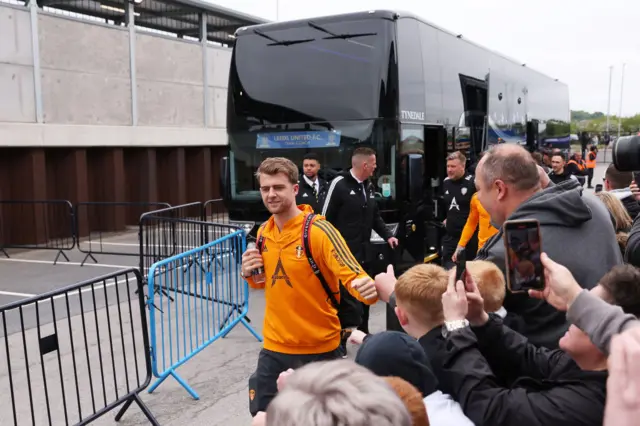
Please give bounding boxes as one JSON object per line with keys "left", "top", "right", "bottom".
{"left": 220, "top": 9, "right": 570, "bottom": 273}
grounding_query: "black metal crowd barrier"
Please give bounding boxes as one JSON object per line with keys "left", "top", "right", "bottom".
{"left": 75, "top": 201, "right": 171, "bottom": 266}
{"left": 202, "top": 198, "right": 229, "bottom": 224}
{"left": 0, "top": 268, "right": 159, "bottom": 425}
{"left": 598, "top": 145, "right": 612, "bottom": 164}
{"left": 0, "top": 200, "right": 76, "bottom": 265}
{"left": 141, "top": 213, "right": 248, "bottom": 327}
{"left": 138, "top": 202, "right": 206, "bottom": 280}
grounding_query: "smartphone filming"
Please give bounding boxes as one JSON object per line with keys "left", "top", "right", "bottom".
{"left": 503, "top": 219, "right": 545, "bottom": 293}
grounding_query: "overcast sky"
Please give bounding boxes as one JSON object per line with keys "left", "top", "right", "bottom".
{"left": 212, "top": 0, "right": 639, "bottom": 116}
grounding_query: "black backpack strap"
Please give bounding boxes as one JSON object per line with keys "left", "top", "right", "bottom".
{"left": 302, "top": 214, "right": 340, "bottom": 309}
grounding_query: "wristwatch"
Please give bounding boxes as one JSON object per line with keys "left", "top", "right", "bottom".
{"left": 441, "top": 319, "right": 470, "bottom": 338}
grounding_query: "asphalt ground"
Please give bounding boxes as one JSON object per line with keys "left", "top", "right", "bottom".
{"left": 0, "top": 152, "right": 612, "bottom": 426}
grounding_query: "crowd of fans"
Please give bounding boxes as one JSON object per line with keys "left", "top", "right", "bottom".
{"left": 245, "top": 142, "right": 640, "bottom": 426}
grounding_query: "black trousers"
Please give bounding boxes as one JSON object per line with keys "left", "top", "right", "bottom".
{"left": 587, "top": 168, "right": 594, "bottom": 187}
{"left": 441, "top": 234, "right": 459, "bottom": 270}
{"left": 250, "top": 347, "right": 342, "bottom": 415}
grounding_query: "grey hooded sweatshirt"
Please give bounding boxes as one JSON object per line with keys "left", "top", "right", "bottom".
{"left": 475, "top": 179, "right": 623, "bottom": 349}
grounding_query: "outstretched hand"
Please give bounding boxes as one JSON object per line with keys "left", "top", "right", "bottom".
{"left": 374, "top": 264, "right": 396, "bottom": 303}
{"left": 529, "top": 252, "right": 582, "bottom": 312}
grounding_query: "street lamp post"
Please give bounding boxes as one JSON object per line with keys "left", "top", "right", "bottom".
{"left": 617, "top": 63, "right": 626, "bottom": 139}
{"left": 606, "top": 65, "right": 613, "bottom": 137}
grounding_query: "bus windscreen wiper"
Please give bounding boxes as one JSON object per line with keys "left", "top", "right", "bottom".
{"left": 307, "top": 21, "right": 377, "bottom": 40}
{"left": 253, "top": 28, "right": 315, "bottom": 46}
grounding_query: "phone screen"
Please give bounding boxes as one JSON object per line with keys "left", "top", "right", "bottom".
{"left": 633, "top": 171, "right": 640, "bottom": 188}
{"left": 503, "top": 220, "right": 544, "bottom": 292}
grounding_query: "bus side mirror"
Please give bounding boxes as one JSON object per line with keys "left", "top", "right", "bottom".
{"left": 406, "top": 154, "right": 423, "bottom": 202}
{"left": 220, "top": 156, "right": 229, "bottom": 198}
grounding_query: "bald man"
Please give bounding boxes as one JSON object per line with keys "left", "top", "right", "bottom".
{"left": 474, "top": 144, "right": 622, "bottom": 349}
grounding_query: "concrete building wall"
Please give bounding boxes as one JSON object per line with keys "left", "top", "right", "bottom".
{"left": 0, "top": 2, "right": 232, "bottom": 147}
{"left": 136, "top": 34, "right": 203, "bottom": 127}
{"left": 207, "top": 47, "right": 231, "bottom": 129}
{"left": 0, "top": 6, "right": 36, "bottom": 123}
{"left": 39, "top": 14, "right": 132, "bottom": 125}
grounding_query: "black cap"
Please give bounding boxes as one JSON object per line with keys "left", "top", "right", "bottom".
{"left": 354, "top": 331, "right": 438, "bottom": 396}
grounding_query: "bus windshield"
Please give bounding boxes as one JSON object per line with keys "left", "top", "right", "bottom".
{"left": 230, "top": 18, "right": 394, "bottom": 125}
{"left": 228, "top": 119, "right": 397, "bottom": 201}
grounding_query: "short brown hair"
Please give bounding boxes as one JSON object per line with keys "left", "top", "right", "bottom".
{"left": 255, "top": 157, "right": 298, "bottom": 185}
{"left": 447, "top": 151, "right": 466, "bottom": 163}
{"left": 465, "top": 260, "right": 506, "bottom": 312}
{"left": 395, "top": 264, "right": 449, "bottom": 325}
{"left": 605, "top": 164, "right": 632, "bottom": 190}
{"left": 481, "top": 144, "right": 540, "bottom": 192}
{"left": 598, "top": 265, "right": 640, "bottom": 317}
{"left": 383, "top": 377, "right": 430, "bottom": 426}
{"left": 353, "top": 147, "right": 376, "bottom": 158}
{"left": 531, "top": 151, "right": 543, "bottom": 165}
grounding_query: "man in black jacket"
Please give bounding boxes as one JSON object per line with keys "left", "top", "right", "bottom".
{"left": 426, "top": 264, "right": 640, "bottom": 426}
{"left": 295, "top": 152, "right": 328, "bottom": 213}
{"left": 322, "top": 147, "right": 398, "bottom": 352}
{"left": 441, "top": 151, "right": 476, "bottom": 269}
{"left": 548, "top": 152, "right": 579, "bottom": 185}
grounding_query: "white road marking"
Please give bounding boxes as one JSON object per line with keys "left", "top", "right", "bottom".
{"left": 0, "top": 290, "right": 37, "bottom": 298}
{"left": 0, "top": 275, "right": 142, "bottom": 308}
{"left": 0, "top": 258, "right": 132, "bottom": 269}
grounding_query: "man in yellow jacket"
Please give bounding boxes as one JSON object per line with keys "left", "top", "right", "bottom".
{"left": 241, "top": 157, "right": 378, "bottom": 414}
{"left": 453, "top": 192, "right": 498, "bottom": 261}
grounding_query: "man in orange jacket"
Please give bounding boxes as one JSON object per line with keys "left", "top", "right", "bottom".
{"left": 453, "top": 192, "right": 498, "bottom": 261}
{"left": 241, "top": 157, "right": 378, "bottom": 414}
{"left": 585, "top": 145, "right": 597, "bottom": 188}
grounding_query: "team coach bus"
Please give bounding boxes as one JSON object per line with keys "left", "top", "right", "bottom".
{"left": 219, "top": 9, "right": 570, "bottom": 273}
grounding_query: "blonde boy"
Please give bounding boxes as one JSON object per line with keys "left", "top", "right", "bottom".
{"left": 394, "top": 261, "right": 506, "bottom": 338}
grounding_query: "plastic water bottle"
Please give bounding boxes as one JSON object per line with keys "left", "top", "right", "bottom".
{"left": 246, "top": 242, "right": 266, "bottom": 284}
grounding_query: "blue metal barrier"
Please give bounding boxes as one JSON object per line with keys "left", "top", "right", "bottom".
{"left": 146, "top": 227, "right": 262, "bottom": 399}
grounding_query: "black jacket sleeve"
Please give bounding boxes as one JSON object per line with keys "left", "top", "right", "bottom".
{"left": 471, "top": 316, "right": 565, "bottom": 382}
{"left": 625, "top": 213, "right": 640, "bottom": 267}
{"left": 321, "top": 178, "right": 343, "bottom": 222}
{"left": 438, "top": 322, "right": 602, "bottom": 426}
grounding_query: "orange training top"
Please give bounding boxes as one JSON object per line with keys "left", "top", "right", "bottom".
{"left": 246, "top": 204, "right": 376, "bottom": 355}
{"left": 457, "top": 193, "right": 498, "bottom": 252}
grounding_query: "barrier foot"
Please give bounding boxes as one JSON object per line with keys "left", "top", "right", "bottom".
{"left": 53, "top": 250, "right": 70, "bottom": 265}
{"left": 80, "top": 252, "right": 98, "bottom": 267}
{"left": 1, "top": 248, "right": 8, "bottom": 258}
{"left": 148, "top": 370, "right": 199, "bottom": 400}
{"left": 219, "top": 309, "right": 236, "bottom": 335}
{"left": 154, "top": 286, "right": 174, "bottom": 302}
{"left": 241, "top": 317, "right": 263, "bottom": 342}
{"left": 114, "top": 393, "right": 160, "bottom": 425}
